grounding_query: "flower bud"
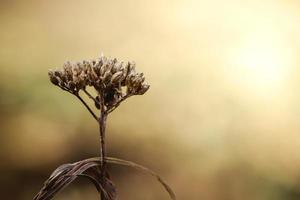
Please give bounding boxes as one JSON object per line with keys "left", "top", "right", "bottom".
{"left": 48, "top": 71, "right": 59, "bottom": 86}
{"left": 102, "top": 71, "right": 112, "bottom": 84}
{"left": 138, "top": 84, "right": 150, "bottom": 95}
{"left": 111, "top": 71, "right": 123, "bottom": 85}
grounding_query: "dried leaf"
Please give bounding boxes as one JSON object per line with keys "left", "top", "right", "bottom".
{"left": 34, "top": 156, "right": 176, "bottom": 200}
{"left": 77, "top": 157, "right": 176, "bottom": 200}
{"left": 83, "top": 166, "right": 117, "bottom": 200}
{"left": 33, "top": 160, "right": 117, "bottom": 200}
{"left": 105, "top": 157, "right": 176, "bottom": 200}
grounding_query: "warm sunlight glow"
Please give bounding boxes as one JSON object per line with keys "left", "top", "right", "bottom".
{"left": 237, "top": 45, "right": 285, "bottom": 85}
{"left": 227, "top": 32, "right": 293, "bottom": 97}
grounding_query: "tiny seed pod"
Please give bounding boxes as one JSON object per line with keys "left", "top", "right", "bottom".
{"left": 91, "top": 67, "right": 98, "bottom": 79}
{"left": 95, "top": 95, "right": 101, "bottom": 109}
{"left": 76, "top": 62, "right": 83, "bottom": 69}
{"left": 73, "top": 75, "right": 79, "bottom": 84}
{"left": 66, "top": 72, "right": 73, "bottom": 81}
{"left": 100, "top": 55, "right": 107, "bottom": 64}
{"left": 138, "top": 73, "right": 144, "bottom": 79}
{"left": 54, "top": 71, "right": 62, "bottom": 78}
{"left": 60, "top": 74, "right": 67, "bottom": 82}
{"left": 102, "top": 71, "right": 112, "bottom": 84}
{"left": 101, "top": 63, "right": 112, "bottom": 76}
{"left": 111, "top": 61, "right": 122, "bottom": 74}
{"left": 68, "top": 81, "right": 76, "bottom": 91}
{"left": 99, "top": 64, "right": 106, "bottom": 76}
{"left": 125, "top": 72, "right": 135, "bottom": 85}
{"left": 98, "top": 58, "right": 103, "bottom": 67}
{"left": 128, "top": 62, "right": 136, "bottom": 73}
{"left": 118, "top": 72, "right": 126, "bottom": 85}
{"left": 138, "top": 84, "right": 150, "bottom": 95}
{"left": 93, "top": 64, "right": 101, "bottom": 76}
{"left": 106, "top": 63, "right": 113, "bottom": 73}
{"left": 77, "top": 78, "right": 85, "bottom": 89}
{"left": 91, "top": 59, "right": 97, "bottom": 66}
{"left": 111, "top": 71, "right": 123, "bottom": 85}
{"left": 131, "top": 74, "right": 140, "bottom": 85}
{"left": 49, "top": 74, "right": 59, "bottom": 86}
{"left": 63, "top": 61, "right": 72, "bottom": 70}
{"left": 72, "top": 66, "right": 81, "bottom": 76}
{"left": 123, "top": 62, "right": 130, "bottom": 76}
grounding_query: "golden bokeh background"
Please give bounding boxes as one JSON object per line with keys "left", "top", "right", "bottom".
{"left": 1, "top": 0, "right": 300, "bottom": 199}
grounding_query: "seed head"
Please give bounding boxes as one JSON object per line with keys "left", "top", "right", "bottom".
{"left": 48, "top": 54, "right": 150, "bottom": 110}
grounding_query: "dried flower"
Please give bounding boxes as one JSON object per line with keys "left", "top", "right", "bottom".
{"left": 34, "top": 54, "right": 176, "bottom": 200}
{"left": 48, "top": 54, "right": 150, "bottom": 112}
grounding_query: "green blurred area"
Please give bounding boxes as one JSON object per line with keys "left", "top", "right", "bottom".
{"left": 1, "top": 0, "right": 300, "bottom": 199}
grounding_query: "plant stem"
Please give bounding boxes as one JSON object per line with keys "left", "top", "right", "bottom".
{"left": 75, "top": 94, "right": 99, "bottom": 122}
{"left": 83, "top": 88, "right": 99, "bottom": 104}
{"left": 99, "top": 92, "right": 107, "bottom": 200}
{"left": 99, "top": 113, "right": 107, "bottom": 167}
{"left": 107, "top": 94, "right": 132, "bottom": 114}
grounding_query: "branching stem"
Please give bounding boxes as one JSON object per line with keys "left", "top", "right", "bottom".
{"left": 107, "top": 94, "right": 132, "bottom": 114}
{"left": 75, "top": 94, "right": 99, "bottom": 121}
{"left": 58, "top": 86, "right": 99, "bottom": 121}
{"left": 83, "top": 88, "right": 99, "bottom": 104}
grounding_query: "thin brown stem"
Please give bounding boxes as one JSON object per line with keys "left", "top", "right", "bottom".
{"left": 99, "top": 114, "right": 107, "bottom": 166}
{"left": 107, "top": 94, "right": 132, "bottom": 114}
{"left": 75, "top": 94, "right": 99, "bottom": 121}
{"left": 58, "top": 86, "right": 99, "bottom": 121}
{"left": 98, "top": 91, "right": 107, "bottom": 200}
{"left": 83, "top": 88, "right": 99, "bottom": 104}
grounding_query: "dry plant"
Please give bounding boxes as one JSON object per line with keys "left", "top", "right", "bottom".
{"left": 33, "top": 54, "right": 176, "bottom": 200}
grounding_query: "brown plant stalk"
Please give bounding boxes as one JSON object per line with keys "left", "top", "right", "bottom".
{"left": 33, "top": 54, "right": 175, "bottom": 200}
{"left": 99, "top": 92, "right": 107, "bottom": 200}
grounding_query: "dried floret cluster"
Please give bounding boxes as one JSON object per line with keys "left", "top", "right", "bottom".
{"left": 48, "top": 55, "right": 149, "bottom": 110}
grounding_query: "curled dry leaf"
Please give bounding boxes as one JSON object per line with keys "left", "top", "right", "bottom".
{"left": 33, "top": 157, "right": 176, "bottom": 200}
{"left": 33, "top": 160, "right": 117, "bottom": 200}
{"left": 105, "top": 157, "right": 176, "bottom": 200}
{"left": 82, "top": 167, "right": 117, "bottom": 200}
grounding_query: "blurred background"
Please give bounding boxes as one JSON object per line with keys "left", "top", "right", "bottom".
{"left": 1, "top": 0, "right": 300, "bottom": 199}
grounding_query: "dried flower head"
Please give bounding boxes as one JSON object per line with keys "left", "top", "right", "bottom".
{"left": 48, "top": 55, "right": 150, "bottom": 112}
{"left": 35, "top": 54, "right": 176, "bottom": 200}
